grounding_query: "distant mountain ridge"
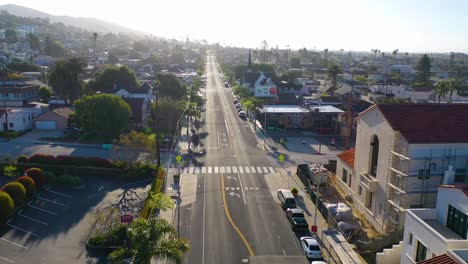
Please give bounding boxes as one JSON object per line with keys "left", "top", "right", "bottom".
{"left": 0, "top": 3, "right": 144, "bottom": 36}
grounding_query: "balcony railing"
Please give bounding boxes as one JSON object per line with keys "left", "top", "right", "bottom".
{"left": 360, "top": 172, "right": 378, "bottom": 192}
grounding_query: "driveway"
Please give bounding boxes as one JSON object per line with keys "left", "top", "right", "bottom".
{"left": 10, "top": 130, "right": 64, "bottom": 144}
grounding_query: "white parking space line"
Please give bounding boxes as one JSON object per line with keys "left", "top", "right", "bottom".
{"left": 256, "top": 167, "right": 262, "bottom": 173}
{"left": 244, "top": 167, "right": 249, "bottom": 173}
{"left": 36, "top": 194, "right": 65, "bottom": 206}
{"left": 45, "top": 188, "right": 72, "bottom": 198}
{"left": 208, "top": 167, "right": 212, "bottom": 174}
{"left": 8, "top": 224, "right": 38, "bottom": 237}
{"left": 214, "top": 167, "right": 219, "bottom": 173}
{"left": 251, "top": 167, "right": 256, "bottom": 173}
{"left": 189, "top": 167, "right": 195, "bottom": 174}
{"left": 1, "top": 238, "right": 28, "bottom": 249}
{"left": 226, "top": 167, "right": 232, "bottom": 173}
{"left": 232, "top": 167, "right": 238, "bottom": 173}
{"left": 0, "top": 256, "right": 14, "bottom": 263}
{"left": 263, "top": 167, "right": 269, "bottom": 173}
{"left": 17, "top": 210, "right": 47, "bottom": 226}
{"left": 201, "top": 167, "right": 207, "bottom": 174}
{"left": 28, "top": 202, "right": 57, "bottom": 215}
{"left": 269, "top": 167, "right": 275, "bottom": 173}
{"left": 238, "top": 167, "right": 244, "bottom": 173}
{"left": 220, "top": 167, "right": 226, "bottom": 173}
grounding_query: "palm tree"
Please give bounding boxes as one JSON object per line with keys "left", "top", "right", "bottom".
{"left": 447, "top": 79, "right": 462, "bottom": 103}
{"left": 92, "top": 32, "right": 98, "bottom": 69}
{"left": 435, "top": 81, "right": 449, "bottom": 103}
{"left": 327, "top": 63, "right": 342, "bottom": 92}
{"left": 65, "top": 57, "right": 87, "bottom": 101}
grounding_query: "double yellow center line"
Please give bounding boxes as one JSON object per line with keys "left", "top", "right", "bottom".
{"left": 221, "top": 174, "right": 255, "bottom": 256}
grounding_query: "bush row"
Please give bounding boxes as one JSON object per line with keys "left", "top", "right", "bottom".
{"left": 88, "top": 224, "right": 128, "bottom": 248}
{"left": 139, "top": 167, "right": 166, "bottom": 219}
{"left": 0, "top": 171, "right": 37, "bottom": 224}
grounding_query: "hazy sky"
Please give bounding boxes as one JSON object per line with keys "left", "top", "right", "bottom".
{"left": 2, "top": 0, "right": 468, "bottom": 53}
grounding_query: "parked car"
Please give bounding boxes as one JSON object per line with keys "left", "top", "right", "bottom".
{"left": 238, "top": 111, "right": 246, "bottom": 118}
{"left": 237, "top": 107, "right": 243, "bottom": 112}
{"left": 286, "top": 208, "right": 309, "bottom": 231}
{"left": 63, "top": 127, "right": 81, "bottom": 138}
{"left": 300, "top": 236, "right": 322, "bottom": 259}
{"left": 277, "top": 189, "right": 297, "bottom": 210}
{"left": 311, "top": 261, "right": 327, "bottom": 264}
{"left": 236, "top": 103, "right": 242, "bottom": 108}
{"left": 233, "top": 99, "right": 239, "bottom": 104}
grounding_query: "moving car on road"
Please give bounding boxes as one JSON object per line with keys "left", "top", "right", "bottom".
{"left": 300, "top": 236, "right": 322, "bottom": 259}
{"left": 286, "top": 208, "right": 309, "bottom": 231}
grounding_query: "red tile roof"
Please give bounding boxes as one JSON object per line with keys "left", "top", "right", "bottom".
{"left": 438, "top": 184, "right": 468, "bottom": 197}
{"left": 377, "top": 104, "right": 468, "bottom": 144}
{"left": 418, "top": 253, "right": 457, "bottom": 264}
{"left": 52, "top": 107, "right": 73, "bottom": 119}
{"left": 337, "top": 148, "right": 355, "bottom": 169}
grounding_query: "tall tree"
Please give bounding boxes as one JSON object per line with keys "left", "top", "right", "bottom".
{"left": 155, "top": 73, "right": 186, "bottom": 99}
{"left": 415, "top": 54, "right": 432, "bottom": 84}
{"left": 327, "top": 63, "right": 342, "bottom": 90}
{"left": 435, "top": 80, "right": 449, "bottom": 103}
{"left": 289, "top": 57, "right": 301, "bottom": 69}
{"left": 27, "top": 33, "right": 40, "bottom": 59}
{"left": 92, "top": 32, "right": 98, "bottom": 69}
{"left": 48, "top": 57, "right": 87, "bottom": 101}
{"left": 87, "top": 65, "right": 139, "bottom": 93}
{"left": 5, "top": 29, "right": 17, "bottom": 43}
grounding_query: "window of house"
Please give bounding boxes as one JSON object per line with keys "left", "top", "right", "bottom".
{"left": 348, "top": 173, "right": 352, "bottom": 187}
{"left": 365, "top": 191, "right": 374, "bottom": 209}
{"left": 408, "top": 233, "right": 413, "bottom": 245}
{"left": 9, "top": 122, "right": 13, "bottom": 128}
{"left": 447, "top": 205, "right": 468, "bottom": 239}
{"left": 455, "top": 169, "right": 467, "bottom": 183}
{"left": 370, "top": 136, "right": 379, "bottom": 177}
{"left": 415, "top": 240, "right": 427, "bottom": 262}
{"left": 358, "top": 185, "right": 362, "bottom": 195}
{"left": 342, "top": 169, "right": 348, "bottom": 183}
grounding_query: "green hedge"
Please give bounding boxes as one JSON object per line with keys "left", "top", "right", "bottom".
{"left": 88, "top": 224, "right": 128, "bottom": 248}
{"left": 139, "top": 166, "right": 166, "bottom": 219}
{"left": 16, "top": 176, "right": 36, "bottom": 197}
{"left": 2, "top": 182, "right": 26, "bottom": 206}
{"left": 0, "top": 191, "right": 15, "bottom": 223}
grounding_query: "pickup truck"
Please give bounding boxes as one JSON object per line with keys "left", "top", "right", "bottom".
{"left": 286, "top": 208, "right": 309, "bottom": 231}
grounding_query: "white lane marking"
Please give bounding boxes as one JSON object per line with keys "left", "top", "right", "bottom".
{"left": 8, "top": 224, "right": 38, "bottom": 237}
{"left": 202, "top": 173, "right": 206, "bottom": 264}
{"left": 0, "top": 256, "right": 14, "bottom": 263}
{"left": 220, "top": 167, "right": 226, "bottom": 173}
{"left": 269, "top": 167, "right": 275, "bottom": 173}
{"left": 208, "top": 167, "right": 212, "bottom": 174}
{"left": 214, "top": 167, "right": 219, "bottom": 173}
{"left": 232, "top": 167, "right": 238, "bottom": 173}
{"left": 251, "top": 166, "right": 256, "bottom": 173}
{"left": 1, "top": 238, "right": 28, "bottom": 249}
{"left": 237, "top": 172, "right": 247, "bottom": 205}
{"left": 226, "top": 166, "right": 232, "bottom": 173}
{"left": 283, "top": 249, "right": 286, "bottom": 256}
{"left": 17, "top": 210, "right": 47, "bottom": 226}
{"left": 224, "top": 119, "right": 230, "bottom": 136}
{"left": 183, "top": 167, "right": 189, "bottom": 174}
{"left": 189, "top": 167, "right": 195, "bottom": 174}
{"left": 45, "top": 188, "right": 72, "bottom": 198}
{"left": 36, "top": 194, "right": 64, "bottom": 206}
{"left": 256, "top": 167, "right": 262, "bottom": 173}
{"left": 263, "top": 167, "right": 269, "bottom": 173}
{"left": 28, "top": 202, "right": 57, "bottom": 215}
{"left": 244, "top": 167, "right": 250, "bottom": 173}
{"left": 201, "top": 167, "right": 207, "bottom": 174}
{"left": 195, "top": 167, "right": 201, "bottom": 174}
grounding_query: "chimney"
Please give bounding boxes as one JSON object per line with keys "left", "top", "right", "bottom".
{"left": 442, "top": 166, "right": 455, "bottom": 185}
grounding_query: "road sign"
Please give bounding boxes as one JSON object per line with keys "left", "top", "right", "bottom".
{"left": 176, "top": 155, "right": 182, "bottom": 163}
{"left": 121, "top": 214, "right": 133, "bottom": 223}
{"left": 278, "top": 154, "right": 285, "bottom": 162}
{"left": 311, "top": 225, "right": 318, "bottom": 233}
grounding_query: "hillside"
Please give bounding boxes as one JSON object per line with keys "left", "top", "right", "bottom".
{"left": 0, "top": 3, "right": 144, "bottom": 36}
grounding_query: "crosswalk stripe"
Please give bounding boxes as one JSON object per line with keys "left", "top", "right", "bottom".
{"left": 202, "top": 167, "right": 207, "bottom": 173}
{"left": 227, "top": 166, "right": 232, "bottom": 173}
{"left": 184, "top": 167, "right": 189, "bottom": 174}
{"left": 256, "top": 167, "right": 262, "bottom": 173}
{"left": 250, "top": 187, "right": 254, "bottom": 190}
{"left": 189, "top": 167, "right": 194, "bottom": 174}
{"left": 255, "top": 187, "right": 259, "bottom": 190}
{"left": 239, "top": 167, "right": 244, "bottom": 173}
{"left": 262, "top": 167, "right": 268, "bottom": 173}
{"left": 214, "top": 166, "right": 219, "bottom": 173}
{"left": 208, "top": 167, "right": 212, "bottom": 174}
{"left": 195, "top": 167, "right": 201, "bottom": 174}
{"left": 220, "top": 167, "right": 226, "bottom": 173}
{"left": 244, "top": 187, "right": 248, "bottom": 190}
{"left": 269, "top": 167, "right": 275, "bottom": 173}
{"left": 233, "top": 167, "right": 238, "bottom": 173}
{"left": 251, "top": 166, "right": 256, "bottom": 173}
{"left": 245, "top": 167, "right": 250, "bottom": 173}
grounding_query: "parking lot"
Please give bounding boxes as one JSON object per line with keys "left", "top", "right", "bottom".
{"left": 0, "top": 177, "right": 150, "bottom": 264}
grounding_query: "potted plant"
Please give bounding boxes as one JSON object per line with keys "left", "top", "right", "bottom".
{"left": 291, "top": 187, "right": 299, "bottom": 197}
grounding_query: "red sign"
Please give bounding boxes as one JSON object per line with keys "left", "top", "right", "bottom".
{"left": 121, "top": 214, "right": 133, "bottom": 223}
{"left": 269, "top": 87, "right": 277, "bottom": 94}
{"left": 311, "top": 225, "right": 318, "bottom": 233}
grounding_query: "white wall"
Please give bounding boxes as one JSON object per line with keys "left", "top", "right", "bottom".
{"left": 436, "top": 188, "right": 468, "bottom": 232}
{"left": 3, "top": 108, "right": 43, "bottom": 132}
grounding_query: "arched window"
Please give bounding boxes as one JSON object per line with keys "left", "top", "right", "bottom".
{"left": 370, "top": 135, "right": 379, "bottom": 176}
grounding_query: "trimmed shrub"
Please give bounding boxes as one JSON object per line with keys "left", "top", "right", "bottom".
{"left": 25, "top": 168, "right": 46, "bottom": 188}
{"left": 3, "top": 165, "right": 17, "bottom": 177}
{"left": 27, "top": 154, "right": 56, "bottom": 164}
{"left": 46, "top": 172, "right": 83, "bottom": 186}
{"left": 0, "top": 191, "right": 15, "bottom": 223}
{"left": 2, "top": 182, "right": 26, "bottom": 205}
{"left": 16, "top": 176, "right": 36, "bottom": 197}
{"left": 88, "top": 224, "right": 128, "bottom": 248}
{"left": 16, "top": 155, "right": 28, "bottom": 163}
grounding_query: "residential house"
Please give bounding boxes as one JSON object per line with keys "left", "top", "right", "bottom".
{"left": 35, "top": 107, "right": 73, "bottom": 130}
{"left": 1, "top": 106, "right": 45, "bottom": 132}
{"left": 122, "top": 97, "right": 148, "bottom": 129}
{"left": 390, "top": 65, "right": 413, "bottom": 79}
{"left": 115, "top": 83, "right": 154, "bottom": 103}
{"left": 0, "top": 80, "right": 40, "bottom": 107}
{"left": 297, "top": 78, "right": 320, "bottom": 95}
{"left": 335, "top": 104, "right": 468, "bottom": 235}
{"left": 409, "top": 86, "right": 435, "bottom": 103}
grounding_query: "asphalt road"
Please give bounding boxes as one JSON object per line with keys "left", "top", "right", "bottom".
{"left": 179, "top": 54, "right": 303, "bottom": 264}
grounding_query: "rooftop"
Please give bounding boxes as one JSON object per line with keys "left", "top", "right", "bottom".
{"left": 337, "top": 148, "right": 355, "bottom": 169}
{"left": 408, "top": 208, "right": 465, "bottom": 241}
{"left": 438, "top": 184, "right": 468, "bottom": 197}
{"left": 309, "top": 105, "right": 344, "bottom": 113}
{"left": 262, "top": 105, "right": 310, "bottom": 114}
{"left": 418, "top": 253, "right": 458, "bottom": 264}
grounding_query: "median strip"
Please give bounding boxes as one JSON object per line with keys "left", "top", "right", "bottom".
{"left": 221, "top": 174, "right": 254, "bottom": 256}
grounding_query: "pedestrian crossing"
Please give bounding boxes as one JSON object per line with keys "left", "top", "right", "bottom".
{"left": 180, "top": 166, "right": 276, "bottom": 174}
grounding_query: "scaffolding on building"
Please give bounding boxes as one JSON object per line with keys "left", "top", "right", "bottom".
{"left": 384, "top": 132, "right": 468, "bottom": 233}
